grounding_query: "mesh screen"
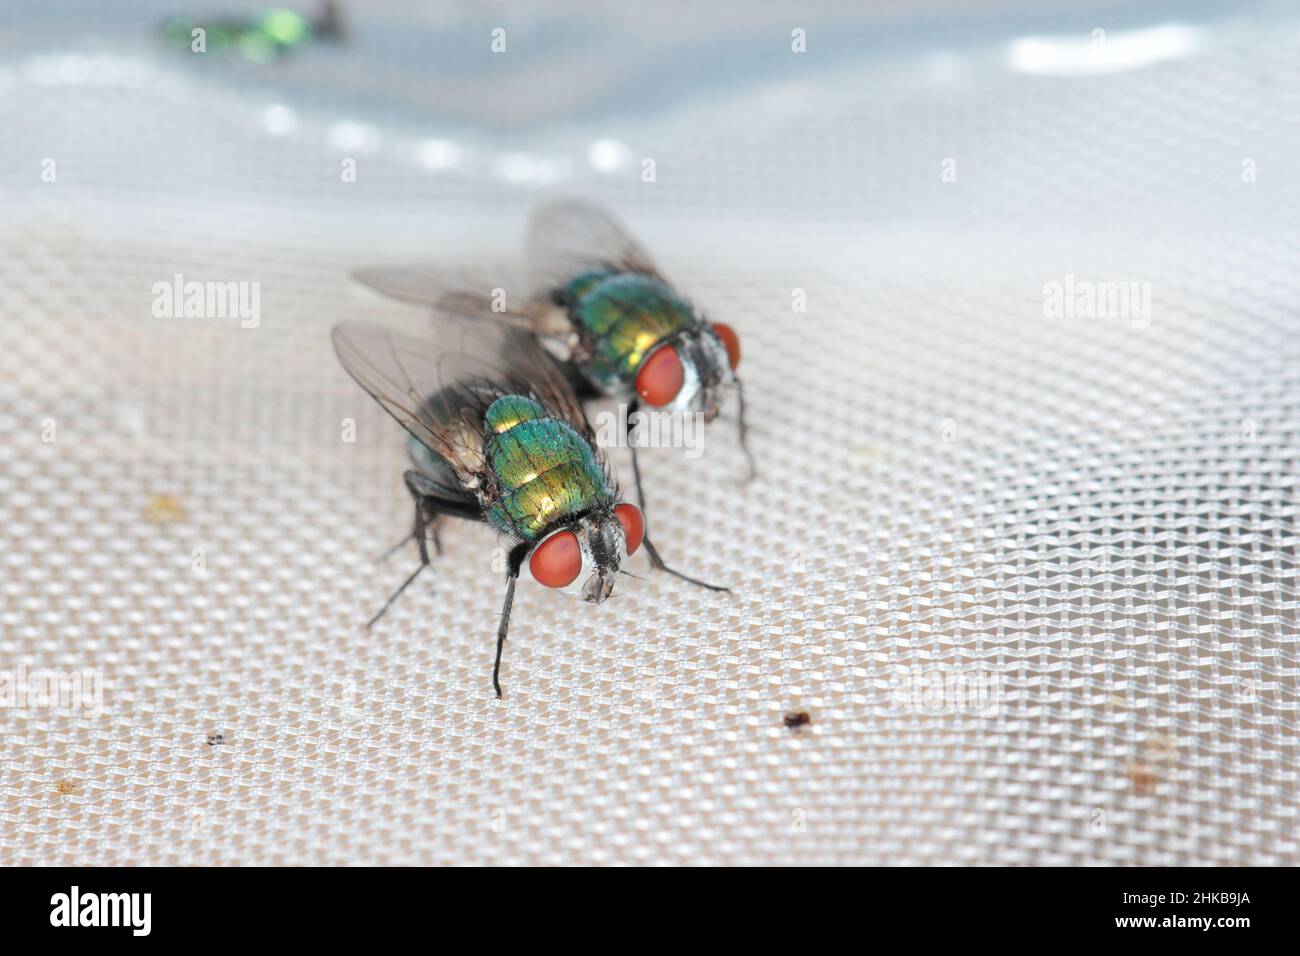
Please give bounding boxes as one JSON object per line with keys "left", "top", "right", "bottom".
{"left": 1, "top": 2, "right": 1297, "bottom": 865}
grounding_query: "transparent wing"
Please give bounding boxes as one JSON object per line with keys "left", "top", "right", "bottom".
{"left": 352, "top": 263, "right": 545, "bottom": 335}
{"left": 332, "top": 313, "right": 596, "bottom": 478}
{"left": 332, "top": 318, "right": 471, "bottom": 472}
{"left": 526, "top": 199, "right": 664, "bottom": 292}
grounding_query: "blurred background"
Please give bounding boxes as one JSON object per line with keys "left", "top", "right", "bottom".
{"left": 1, "top": 0, "right": 1296, "bottom": 865}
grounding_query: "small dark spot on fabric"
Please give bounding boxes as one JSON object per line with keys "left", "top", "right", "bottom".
{"left": 783, "top": 710, "right": 812, "bottom": 730}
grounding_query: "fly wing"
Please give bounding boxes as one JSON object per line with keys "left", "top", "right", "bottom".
{"left": 526, "top": 200, "right": 664, "bottom": 292}
{"left": 332, "top": 318, "right": 481, "bottom": 485}
{"left": 429, "top": 297, "right": 597, "bottom": 444}
{"left": 332, "top": 313, "right": 597, "bottom": 485}
{"left": 352, "top": 263, "right": 547, "bottom": 335}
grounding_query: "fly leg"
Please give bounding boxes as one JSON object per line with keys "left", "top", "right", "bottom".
{"left": 492, "top": 543, "right": 530, "bottom": 699}
{"left": 376, "top": 532, "right": 413, "bottom": 563}
{"left": 641, "top": 534, "right": 730, "bottom": 593}
{"left": 625, "top": 398, "right": 650, "bottom": 514}
{"left": 367, "top": 471, "right": 444, "bottom": 628}
{"left": 376, "top": 474, "right": 445, "bottom": 562}
{"left": 404, "top": 470, "right": 451, "bottom": 564}
{"left": 368, "top": 560, "right": 430, "bottom": 629}
{"left": 625, "top": 399, "right": 730, "bottom": 592}
{"left": 735, "top": 378, "right": 757, "bottom": 483}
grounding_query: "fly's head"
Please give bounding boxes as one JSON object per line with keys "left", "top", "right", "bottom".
{"left": 633, "top": 322, "right": 741, "bottom": 421}
{"left": 527, "top": 503, "right": 645, "bottom": 604}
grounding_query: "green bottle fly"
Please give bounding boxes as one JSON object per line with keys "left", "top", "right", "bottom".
{"left": 334, "top": 318, "right": 681, "bottom": 699}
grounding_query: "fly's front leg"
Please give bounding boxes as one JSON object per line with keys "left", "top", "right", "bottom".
{"left": 493, "top": 542, "right": 530, "bottom": 699}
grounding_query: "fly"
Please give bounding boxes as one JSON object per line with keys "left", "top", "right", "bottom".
{"left": 353, "top": 201, "right": 755, "bottom": 581}
{"left": 332, "top": 315, "right": 724, "bottom": 698}
{"left": 159, "top": 1, "right": 345, "bottom": 61}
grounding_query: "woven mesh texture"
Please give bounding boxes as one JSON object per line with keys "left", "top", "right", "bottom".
{"left": 1, "top": 2, "right": 1297, "bottom": 865}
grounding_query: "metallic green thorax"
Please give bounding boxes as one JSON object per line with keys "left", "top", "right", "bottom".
{"left": 566, "top": 271, "right": 696, "bottom": 391}
{"left": 483, "top": 396, "right": 611, "bottom": 540}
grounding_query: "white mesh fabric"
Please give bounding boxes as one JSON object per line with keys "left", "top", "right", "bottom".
{"left": 1, "top": 3, "right": 1297, "bottom": 865}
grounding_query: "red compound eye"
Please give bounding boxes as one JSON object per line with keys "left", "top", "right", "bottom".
{"left": 635, "top": 345, "right": 685, "bottom": 407}
{"left": 530, "top": 530, "right": 582, "bottom": 588}
{"left": 614, "top": 503, "right": 644, "bottom": 555}
{"left": 712, "top": 323, "right": 741, "bottom": 371}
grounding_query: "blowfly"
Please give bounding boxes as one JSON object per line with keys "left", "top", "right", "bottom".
{"left": 353, "top": 201, "right": 755, "bottom": 579}
{"left": 332, "top": 315, "right": 724, "bottom": 698}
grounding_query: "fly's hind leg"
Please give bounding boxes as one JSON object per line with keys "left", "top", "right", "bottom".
{"left": 376, "top": 473, "right": 445, "bottom": 562}
{"left": 367, "top": 471, "right": 445, "bottom": 629}
{"left": 406, "top": 470, "right": 450, "bottom": 564}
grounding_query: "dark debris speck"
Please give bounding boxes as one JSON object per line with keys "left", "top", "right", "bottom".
{"left": 783, "top": 710, "right": 812, "bottom": 730}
